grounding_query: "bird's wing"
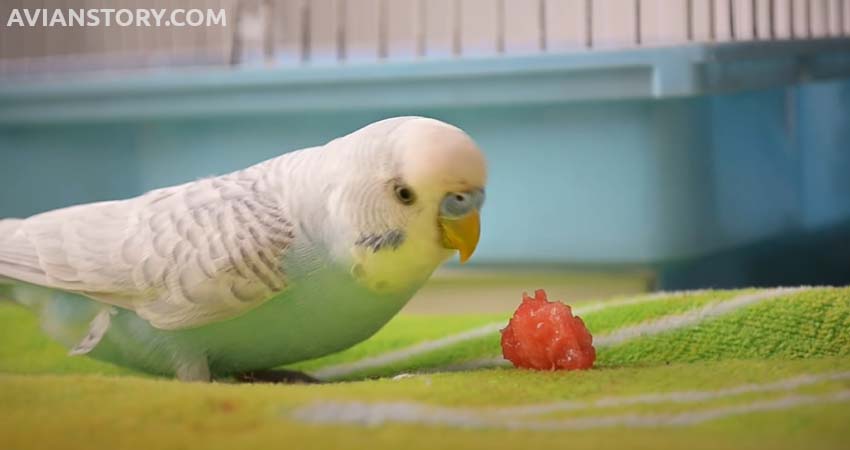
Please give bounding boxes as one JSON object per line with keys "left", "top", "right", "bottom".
{"left": 0, "top": 167, "right": 295, "bottom": 330}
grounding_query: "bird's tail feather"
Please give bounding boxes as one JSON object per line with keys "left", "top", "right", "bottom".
{"left": 0, "top": 218, "right": 22, "bottom": 241}
{"left": 1, "top": 219, "right": 25, "bottom": 302}
{"left": 0, "top": 218, "right": 21, "bottom": 302}
{"left": 0, "top": 218, "right": 108, "bottom": 352}
{"left": 0, "top": 218, "right": 46, "bottom": 309}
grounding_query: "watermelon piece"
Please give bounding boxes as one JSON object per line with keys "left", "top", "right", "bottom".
{"left": 500, "top": 289, "right": 596, "bottom": 370}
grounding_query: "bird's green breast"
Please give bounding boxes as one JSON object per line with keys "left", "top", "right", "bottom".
{"left": 84, "top": 266, "right": 422, "bottom": 377}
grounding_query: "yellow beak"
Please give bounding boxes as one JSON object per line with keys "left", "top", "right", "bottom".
{"left": 440, "top": 211, "right": 481, "bottom": 264}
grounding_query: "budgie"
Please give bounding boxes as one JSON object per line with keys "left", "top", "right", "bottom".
{"left": 0, "top": 116, "right": 487, "bottom": 382}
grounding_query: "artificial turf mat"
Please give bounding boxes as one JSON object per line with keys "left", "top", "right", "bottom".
{"left": 1, "top": 287, "right": 849, "bottom": 450}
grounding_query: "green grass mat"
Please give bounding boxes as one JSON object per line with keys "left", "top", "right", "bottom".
{"left": 1, "top": 287, "right": 849, "bottom": 450}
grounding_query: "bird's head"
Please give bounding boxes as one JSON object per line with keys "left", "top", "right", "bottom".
{"left": 329, "top": 117, "right": 487, "bottom": 292}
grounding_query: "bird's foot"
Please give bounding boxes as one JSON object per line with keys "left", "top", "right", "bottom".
{"left": 235, "top": 369, "right": 320, "bottom": 384}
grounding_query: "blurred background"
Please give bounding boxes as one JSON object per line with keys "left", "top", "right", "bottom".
{"left": 1, "top": 0, "right": 849, "bottom": 313}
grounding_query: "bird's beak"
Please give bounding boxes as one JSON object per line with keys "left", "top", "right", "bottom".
{"left": 440, "top": 211, "right": 481, "bottom": 264}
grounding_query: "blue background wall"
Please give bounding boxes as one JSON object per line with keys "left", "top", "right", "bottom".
{"left": 1, "top": 44, "right": 849, "bottom": 288}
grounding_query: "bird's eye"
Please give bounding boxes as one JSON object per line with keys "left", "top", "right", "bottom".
{"left": 394, "top": 184, "right": 416, "bottom": 205}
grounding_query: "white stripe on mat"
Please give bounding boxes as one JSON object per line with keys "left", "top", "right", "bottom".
{"left": 292, "top": 372, "right": 850, "bottom": 430}
{"left": 495, "top": 370, "right": 850, "bottom": 416}
{"left": 453, "top": 287, "right": 811, "bottom": 371}
{"left": 595, "top": 287, "right": 809, "bottom": 347}
{"left": 313, "top": 289, "right": 717, "bottom": 380}
{"left": 312, "top": 322, "right": 506, "bottom": 380}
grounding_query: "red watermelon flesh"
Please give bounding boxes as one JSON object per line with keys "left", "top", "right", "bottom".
{"left": 501, "top": 289, "right": 596, "bottom": 370}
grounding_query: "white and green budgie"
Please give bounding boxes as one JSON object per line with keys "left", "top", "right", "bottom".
{"left": 0, "top": 117, "right": 487, "bottom": 382}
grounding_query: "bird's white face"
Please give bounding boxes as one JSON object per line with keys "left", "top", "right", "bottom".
{"left": 334, "top": 117, "right": 487, "bottom": 293}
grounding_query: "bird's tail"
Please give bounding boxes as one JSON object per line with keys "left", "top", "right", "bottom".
{"left": 0, "top": 218, "right": 22, "bottom": 241}
{"left": 0, "top": 218, "right": 105, "bottom": 352}
{"left": 0, "top": 219, "right": 23, "bottom": 301}
{"left": 0, "top": 218, "right": 45, "bottom": 311}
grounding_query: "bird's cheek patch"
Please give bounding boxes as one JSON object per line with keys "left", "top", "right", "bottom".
{"left": 355, "top": 230, "right": 406, "bottom": 253}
